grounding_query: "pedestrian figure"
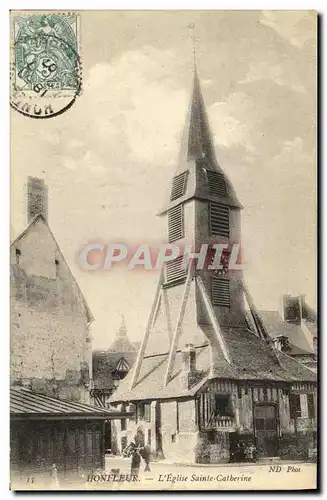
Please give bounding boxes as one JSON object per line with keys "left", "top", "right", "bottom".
{"left": 51, "top": 463, "right": 59, "bottom": 488}
{"left": 129, "top": 442, "right": 141, "bottom": 478}
{"left": 140, "top": 445, "right": 151, "bottom": 472}
{"left": 244, "top": 443, "right": 256, "bottom": 462}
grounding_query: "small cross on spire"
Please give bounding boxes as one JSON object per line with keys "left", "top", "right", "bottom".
{"left": 188, "top": 22, "right": 198, "bottom": 72}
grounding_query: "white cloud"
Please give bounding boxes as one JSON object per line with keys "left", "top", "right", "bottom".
{"left": 260, "top": 11, "right": 316, "bottom": 48}
{"left": 209, "top": 92, "right": 256, "bottom": 151}
{"left": 240, "top": 61, "right": 305, "bottom": 92}
{"left": 72, "top": 48, "right": 188, "bottom": 166}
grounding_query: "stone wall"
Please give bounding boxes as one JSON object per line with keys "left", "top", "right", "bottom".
{"left": 278, "top": 431, "right": 317, "bottom": 461}
{"left": 196, "top": 431, "right": 230, "bottom": 463}
{"left": 11, "top": 217, "right": 92, "bottom": 403}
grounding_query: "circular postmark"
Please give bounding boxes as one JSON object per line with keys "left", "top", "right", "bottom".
{"left": 10, "top": 13, "right": 82, "bottom": 119}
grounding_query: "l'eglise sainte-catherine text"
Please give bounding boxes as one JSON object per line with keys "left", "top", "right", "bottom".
{"left": 158, "top": 473, "right": 252, "bottom": 484}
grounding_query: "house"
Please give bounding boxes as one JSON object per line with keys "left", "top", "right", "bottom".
{"left": 258, "top": 295, "right": 317, "bottom": 372}
{"left": 109, "top": 68, "right": 317, "bottom": 464}
{"left": 11, "top": 177, "right": 93, "bottom": 403}
{"left": 10, "top": 177, "right": 131, "bottom": 487}
{"left": 92, "top": 316, "right": 139, "bottom": 453}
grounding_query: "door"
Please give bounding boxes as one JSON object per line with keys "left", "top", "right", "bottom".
{"left": 254, "top": 404, "right": 278, "bottom": 457}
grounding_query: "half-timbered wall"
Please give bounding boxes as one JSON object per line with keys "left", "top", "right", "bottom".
{"left": 198, "top": 379, "right": 317, "bottom": 435}
{"left": 198, "top": 379, "right": 239, "bottom": 430}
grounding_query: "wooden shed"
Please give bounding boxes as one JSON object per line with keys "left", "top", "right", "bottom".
{"left": 10, "top": 387, "right": 131, "bottom": 489}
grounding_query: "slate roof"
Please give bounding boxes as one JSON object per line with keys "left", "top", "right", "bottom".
{"left": 111, "top": 324, "right": 316, "bottom": 403}
{"left": 10, "top": 387, "right": 125, "bottom": 418}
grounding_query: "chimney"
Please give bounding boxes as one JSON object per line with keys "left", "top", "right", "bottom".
{"left": 281, "top": 294, "right": 302, "bottom": 324}
{"left": 182, "top": 343, "right": 196, "bottom": 374}
{"left": 27, "top": 176, "right": 48, "bottom": 223}
{"left": 273, "top": 335, "right": 291, "bottom": 353}
{"left": 181, "top": 343, "right": 203, "bottom": 389}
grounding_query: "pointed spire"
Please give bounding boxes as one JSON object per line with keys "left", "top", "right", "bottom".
{"left": 177, "top": 65, "right": 217, "bottom": 173}
{"left": 109, "top": 315, "right": 136, "bottom": 352}
{"left": 117, "top": 314, "right": 127, "bottom": 338}
{"left": 157, "top": 50, "right": 243, "bottom": 215}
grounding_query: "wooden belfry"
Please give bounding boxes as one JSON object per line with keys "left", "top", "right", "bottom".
{"left": 130, "top": 61, "right": 281, "bottom": 391}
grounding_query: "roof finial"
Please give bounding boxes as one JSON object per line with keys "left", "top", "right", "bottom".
{"left": 188, "top": 22, "right": 197, "bottom": 73}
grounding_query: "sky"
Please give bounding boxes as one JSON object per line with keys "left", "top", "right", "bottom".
{"left": 11, "top": 10, "right": 317, "bottom": 348}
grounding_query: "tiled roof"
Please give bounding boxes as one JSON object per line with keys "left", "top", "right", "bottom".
{"left": 110, "top": 324, "right": 316, "bottom": 403}
{"left": 93, "top": 350, "right": 138, "bottom": 390}
{"left": 111, "top": 345, "right": 212, "bottom": 402}
{"left": 10, "top": 387, "right": 122, "bottom": 417}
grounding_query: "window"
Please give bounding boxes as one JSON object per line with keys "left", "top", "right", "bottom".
{"left": 215, "top": 394, "right": 233, "bottom": 417}
{"left": 129, "top": 403, "right": 136, "bottom": 422}
{"left": 212, "top": 277, "right": 230, "bottom": 308}
{"left": 55, "top": 258, "right": 59, "bottom": 277}
{"left": 165, "top": 255, "right": 187, "bottom": 285}
{"left": 307, "top": 394, "right": 315, "bottom": 419}
{"left": 168, "top": 204, "right": 184, "bottom": 242}
{"left": 171, "top": 434, "right": 176, "bottom": 443}
{"left": 209, "top": 202, "right": 230, "bottom": 238}
{"left": 206, "top": 170, "right": 228, "bottom": 197}
{"left": 144, "top": 403, "right": 151, "bottom": 422}
{"left": 137, "top": 402, "right": 151, "bottom": 422}
{"left": 138, "top": 403, "right": 144, "bottom": 420}
{"left": 147, "top": 429, "right": 152, "bottom": 446}
{"left": 171, "top": 172, "right": 188, "bottom": 201}
{"left": 15, "top": 248, "right": 21, "bottom": 265}
{"left": 289, "top": 394, "right": 301, "bottom": 419}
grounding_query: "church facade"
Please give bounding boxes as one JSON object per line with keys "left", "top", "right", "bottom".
{"left": 110, "top": 69, "right": 317, "bottom": 464}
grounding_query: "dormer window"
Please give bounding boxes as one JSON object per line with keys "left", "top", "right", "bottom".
{"left": 112, "top": 357, "right": 130, "bottom": 381}
{"left": 170, "top": 171, "right": 188, "bottom": 201}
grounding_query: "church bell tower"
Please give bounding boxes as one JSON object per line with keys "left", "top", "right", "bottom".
{"left": 131, "top": 66, "right": 252, "bottom": 389}
{"left": 158, "top": 66, "right": 245, "bottom": 328}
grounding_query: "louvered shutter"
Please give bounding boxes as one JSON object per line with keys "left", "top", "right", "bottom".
{"left": 207, "top": 170, "right": 228, "bottom": 197}
{"left": 165, "top": 255, "right": 187, "bottom": 284}
{"left": 168, "top": 204, "right": 184, "bottom": 242}
{"left": 171, "top": 171, "right": 188, "bottom": 201}
{"left": 210, "top": 202, "right": 230, "bottom": 238}
{"left": 212, "top": 277, "right": 230, "bottom": 307}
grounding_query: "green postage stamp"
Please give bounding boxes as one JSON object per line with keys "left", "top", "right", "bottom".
{"left": 10, "top": 12, "right": 81, "bottom": 118}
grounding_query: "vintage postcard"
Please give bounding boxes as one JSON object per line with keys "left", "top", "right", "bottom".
{"left": 10, "top": 10, "right": 317, "bottom": 491}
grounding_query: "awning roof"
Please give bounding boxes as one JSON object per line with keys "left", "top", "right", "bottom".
{"left": 10, "top": 387, "right": 130, "bottom": 420}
